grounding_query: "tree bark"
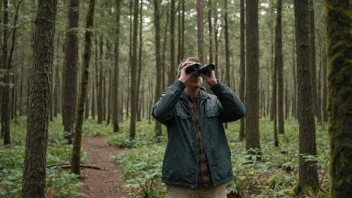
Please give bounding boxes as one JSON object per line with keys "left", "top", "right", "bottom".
{"left": 112, "top": 0, "right": 121, "bottom": 133}
{"left": 276, "top": 0, "right": 285, "bottom": 134}
{"left": 71, "top": 0, "right": 95, "bottom": 175}
{"left": 22, "top": 0, "right": 57, "bottom": 196}
{"left": 2, "top": 0, "right": 10, "bottom": 145}
{"left": 239, "top": 0, "right": 245, "bottom": 141}
{"left": 309, "top": 0, "right": 318, "bottom": 119}
{"left": 207, "top": 0, "right": 213, "bottom": 63}
{"left": 130, "top": 0, "right": 139, "bottom": 140}
{"left": 196, "top": 0, "right": 204, "bottom": 62}
{"left": 224, "top": 0, "right": 230, "bottom": 87}
{"left": 63, "top": 0, "right": 79, "bottom": 144}
{"left": 153, "top": 0, "right": 162, "bottom": 136}
{"left": 326, "top": 0, "right": 352, "bottom": 197}
{"left": 245, "top": 0, "right": 261, "bottom": 155}
{"left": 293, "top": 0, "right": 319, "bottom": 195}
{"left": 169, "top": 0, "right": 176, "bottom": 85}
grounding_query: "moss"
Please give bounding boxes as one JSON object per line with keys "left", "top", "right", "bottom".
{"left": 326, "top": 1, "right": 352, "bottom": 197}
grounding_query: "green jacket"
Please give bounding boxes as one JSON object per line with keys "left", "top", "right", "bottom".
{"left": 151, "top": 80, "right": 246, "bottom": 188}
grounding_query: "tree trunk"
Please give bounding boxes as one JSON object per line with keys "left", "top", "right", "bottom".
{"left": 153, "top": 0, "right": 163, "bottom": 136}
{"left": 53, "top": 36, "right": 60, "bottom": 117}
{"left": 22, "top": 0, "right": 57, "bottom": 196}
{"left": 91, "top": 65, "right": 95, "bottom": 119}
{"left": 63, "top": 0, "right": 79, "bottom": 144}
{"left": 292, "top": 27, "right": 297, "bottom": 118}
{"left": 196, "top": 0, "right": 204, "bottom": 62}
{"left": 272, "top": 17, "right": 279, "bottom": 147}
{"left": 168, "top": 0, "right": 176, "bottom": 85}
{"left": 112, "top": 0, "right": 120, "bottom": 133}
{"left": 207, "top": 0, "right": 213, "bottom": 63}
{"left": 245, "top": 0, "right": 261, "bottom": 156}
{"left": 97, "top": 36, "right": 103, "bottom": 124}
{"left": 293, "top": 0, "right": 319, "bottom": 195}
{"left": 322, "top": 51, "right": 328, "bottom": 122}
{"left": 309, "top": 0, "right": 317, "bottom": 118}
{"left": 136, "top": 0, "right": 143, "bottom": 122}
{"left": 71, "top": 0, "right": 95, "bottom": 175}
{"left": 276, "top": 0, "right": 285, "bottom": 134}
{"left": 130, "top": 0, "right": 139, "bottom": 140}
{"left": 326, "top": 0, "right": 352, "bottom": 197}
{"left": 224, "top": 0, "right": 230, "bottom": 87}
{"left": 2, "top": 0, "right": 10, "bottom": 145}
{"left": 239, "top": 0, "right": 245, "bottom": 141}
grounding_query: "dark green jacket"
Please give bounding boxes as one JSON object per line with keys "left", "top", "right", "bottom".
{"left": 151, "top": 80, "right": 246, "bottom": 188}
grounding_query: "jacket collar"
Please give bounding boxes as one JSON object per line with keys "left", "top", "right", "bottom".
{"left": 180, "top": 87, "right": 210, "bottom": 102}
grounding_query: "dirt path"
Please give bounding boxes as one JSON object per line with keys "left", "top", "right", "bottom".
{"left": 80, "top": 136, "right": 129, "bottom": 198}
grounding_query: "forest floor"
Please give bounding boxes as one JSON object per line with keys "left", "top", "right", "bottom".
{"left": 80, "top": 136, "right": 129, "bottom": 198}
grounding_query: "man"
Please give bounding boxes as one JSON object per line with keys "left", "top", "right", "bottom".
{"left": 151, "top": 57, "right": 246, "bottom": 198}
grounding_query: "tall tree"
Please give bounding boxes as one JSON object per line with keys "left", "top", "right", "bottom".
{"left": 276, "top": 0, "right": 285, "bottom": 134}
{"left": 245, "top": 0, "right": 261, "bottom": 156}
{"left": 326, "top": 0, "right": 352, "bottom": 197}
{"left": 71, "top": 0, "right": 95, "bottom": 175}
{"left": 62, "top": 0, "right": 80, "bottom": 144}
{"left": 112, "top": 0, "right": 121, "bottom": 133}
{"left": 207, "top": 0, "right": 213, "bottom": 63}
{"left": 153, "top": 0, "right": 162, "bottom": 136}
{"left": 2, "top": 0, "right": 10, "bottom": 145}
{"left": 196, "top": 0, "right": 204, "bottom": 62}
{"left": 309, "top": 0, "right": 318, "bottom": 119}
{"left": 130, "top": 0, "right": 139, "bottom": 140}
{"left": 294, "top": 0, "right": 320, "bottom": 195}
{"left": 239, "top": 0, "right": 245, "bottom": 141}
{"left": 224, "top": 0, "right": 230, "bottom": 87}
{"left": 22, "top": 0, "right": 57, "bottom": 196}
{"left": 168, "top": 0, "right": 176, "bottom": 85}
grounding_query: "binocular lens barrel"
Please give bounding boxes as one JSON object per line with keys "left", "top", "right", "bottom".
{"left": 185, "top": 63, "right": 215, "bottom": 75}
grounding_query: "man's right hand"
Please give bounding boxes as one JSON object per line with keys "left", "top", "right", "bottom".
{"left": 178, "top": 63, "right": 197, "bottom": 84}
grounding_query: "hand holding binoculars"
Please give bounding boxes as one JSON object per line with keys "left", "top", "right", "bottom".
{"left": 185, "top": 63, "right": 215, "bottom": 76}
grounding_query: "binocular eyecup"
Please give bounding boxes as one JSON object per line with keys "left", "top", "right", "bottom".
{"left": 185, "top": 63, "right": 215, "bottom": 75}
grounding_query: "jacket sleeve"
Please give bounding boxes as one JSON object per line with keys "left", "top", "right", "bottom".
{"left": 151, "top": 80, "right": 186, "bottom": 125}
{"left": 211, "top": 80, "right": 246, "bottom": 122}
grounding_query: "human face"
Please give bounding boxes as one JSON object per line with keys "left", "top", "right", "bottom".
{"left": 182, "top": 61, "right": 202, "bottom": 88}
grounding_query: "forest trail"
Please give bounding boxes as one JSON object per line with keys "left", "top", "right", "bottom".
{"left": 80, "top": 136, "right": 129, "bottom": 198}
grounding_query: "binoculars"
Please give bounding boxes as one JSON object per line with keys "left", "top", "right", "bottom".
{"left": 185, "top": 63, "right": 215, "bottom": 76}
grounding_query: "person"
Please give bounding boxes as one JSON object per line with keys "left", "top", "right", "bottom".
{"left": 151, "top": 57, "right": 246, "bottom": 198}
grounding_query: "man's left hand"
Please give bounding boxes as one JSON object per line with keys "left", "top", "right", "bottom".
{"left": 200, "top": 71, "right": 217, "bottom": 87}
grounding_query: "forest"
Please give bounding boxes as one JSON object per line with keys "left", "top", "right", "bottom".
{"left": 0, "top": 0, "right": 351, "bottom": 197}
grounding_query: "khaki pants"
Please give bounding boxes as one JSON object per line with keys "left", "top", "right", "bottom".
{"left": 166, "top": 184, "right": 226, "bottom": 198}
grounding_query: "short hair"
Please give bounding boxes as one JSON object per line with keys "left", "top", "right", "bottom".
{"left": 177, "top": 57, "right": 200, "bottom": 78}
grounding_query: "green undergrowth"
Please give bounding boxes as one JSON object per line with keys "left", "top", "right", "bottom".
{"left": 109, "top": 118, "right": 330, "bottom": 198}
{"left": 0, "top": 116, "right": 87, "bottom": 198}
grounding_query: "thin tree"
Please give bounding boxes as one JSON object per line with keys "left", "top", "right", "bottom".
{"left": 239, "top": 0, "right": 245, "bottom": 141}
{"left": 153, "top": 0, "right": 162, "bottom": 136}
{"left": 112, "top": 0, "right": 121, "bottom": 133}
{"left": 169, "top": 0, "right": 176, "bottom": 85}
{"left": 196, "top": 0, "right": 204, "bottom": 62}
{"left": 62, "top": 0, "right": 79, "bottom": 144}
{"left": 245, "top": 0, "right": 261, "bottom": 157}
{"left": 208, "top": 0, "right": 213, "bottom": 63}
{"left": 22, "top": 0, "right": 57, "bottom": 196}
{"left": 309, "top": 0, "right": 318, "bottom": 120}
{"left": 276, "top": 0, "right": 285, "bottom": 134}
{"left": 326, "top": 0, "right": 352, "bottom": 197}
{"left": 2, "top": 0, "right": 10, "bottom": 145}
{"left": 293, "top": 0, "right": 320, "bottom": 195}
{"left": 224, "top": 0, "right": 230, "bottom": 87}
{"left": 130, "top": 0, "right": 139, "bottom": 140}
{"left": 71, "top": 0, "right": 96, "bottom": 175}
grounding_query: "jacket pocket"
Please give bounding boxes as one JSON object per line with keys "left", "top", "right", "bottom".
{"left": 206, "top": 106, "right": 220, "bottom": 117}
{"left": 176, "top": 108, "right": 189, "bottom": 119}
